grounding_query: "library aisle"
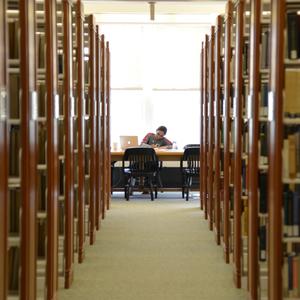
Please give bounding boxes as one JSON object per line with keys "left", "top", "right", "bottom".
{"left": 58, "top": 193, "right": 247, "bottom": 300}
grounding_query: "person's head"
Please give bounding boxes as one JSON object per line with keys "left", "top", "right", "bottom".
{"left": 155, "top": 126, "right": 167, "bottom": 140}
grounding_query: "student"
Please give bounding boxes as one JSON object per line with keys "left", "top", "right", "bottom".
{"left": 141, "top": 126, "right": 173, "bottom": 149}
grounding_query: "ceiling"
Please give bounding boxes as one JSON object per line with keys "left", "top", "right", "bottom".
{"left": 83, "top": 0, "right": 226, "bottom": 24}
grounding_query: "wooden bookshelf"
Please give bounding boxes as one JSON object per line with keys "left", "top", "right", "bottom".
{"left": 87, "top": 14, "right": 96, "bottom": 245}
{"left": 95, "top": 25, "right": 101, "bottom": 230}
{"left": 200, "top": 41, "right": 204, "bottom": 211}
{"left": 268, "top": 0, "right": 300, "bottom": 299}
{"left": 248, "top": 0, "right": 264, "bottom": 298}
{"left": 208, "top": 26, "right": 215, "bottom": 231}
{"left": 0, "top": 0, "right": 8, "bottom": 298}
{"left": 268, "top": 0, "right": 284, "bottom": 296}
{"left": 223, "top": 0, "right": 233, "bottom": 264}
{"left": 19, "top": 0, "right": 38, "bottom": 297}
{"left": 100, "top": 34, "right": 107, "bottom": 219}
{"left": 44, "top": 0, "right": 60, "bottom": 298}
{"left": 232, "top": 0, "right": 245, "bottom": 289}
{"left": 1, "top": 0, "right": 111, "bottom": 298}
{"left": 62, "top": 0, "right": 75, "bottom": 288}
{"left": 106, "top": 41, "right": 111, "bottom": 210}
{"left": 203, "top": 34, "right": 209, "bottom": 220}
{"left": 76, "top": 0, "right": 86, "bottom": 264}
{"left": 213, "top": 15, "right": 223, "bottom": 246}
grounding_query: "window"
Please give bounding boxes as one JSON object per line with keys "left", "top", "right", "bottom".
{"left": 101, "top": 23, "right": 207, "bottom": 149}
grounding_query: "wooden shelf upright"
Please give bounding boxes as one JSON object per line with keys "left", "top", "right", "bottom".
{"left": 200, "top": 41, "right": 204, "bottom": 211}
{"left": 105, "top": 41, "right": 111, "bottom": 210}
{"left": 203, "top": 34, "right": 209, "bottom": 220}
{"left": 223, "top": 0, "right": 233, "bottom": 264}
{"left": 44, "top": 0, "right": 60, "bottom": 297}
{"left": 87, "top": 15, "right": 96, "bottom": 245}
{"left": 95, "top": 25, "right": 101, "bottom": 230}
{"left": 62, "top": 0, "right": 75, "bottom": 288}
{"left": 267, "top": 0, "right": 284, "bottom": 299}
{"left": 76, "top": 0, "right": 86, "bottom": 264}
{"left": 100, "top": 34, "right": 107, "bottom": 219}
{"left": 248, "top": 0, "right": 262, "bottom": 298}
{"left": 0, "top": 0, "right": 8, "bottom": 298}
{"left": 208, "top": 26, "right": 215, "bottom": 231}
{"left": 214, "top": 15, "right": 223, "bottom": 246}
{"left": 232, "top": 0, "right": 245, "bottom": 289}
{"left": 20, "top": 0, "right": 38, "bottom": 298}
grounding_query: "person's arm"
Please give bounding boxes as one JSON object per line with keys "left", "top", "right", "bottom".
{"left": 159, "top": 138, "right": 173, "bottom": 149}
{"left": 141, "top": 133, "right": 152, "bottom": 144}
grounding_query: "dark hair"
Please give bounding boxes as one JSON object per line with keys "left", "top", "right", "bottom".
{"left": 156, "top": 126, "right": 167, "bottom": 135}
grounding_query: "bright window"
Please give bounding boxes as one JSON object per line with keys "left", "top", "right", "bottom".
{"left": 102, "top": 23, "right": 205, "bottom": 149}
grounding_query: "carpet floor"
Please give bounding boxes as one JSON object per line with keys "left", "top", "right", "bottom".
{"left": 57, "top": 192, "right": 247, "bottom": 300}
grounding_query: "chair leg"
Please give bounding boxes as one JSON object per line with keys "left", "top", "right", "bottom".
{"left": 182, "top": 174, "right": 186, "bottom": 199}
{"left": 149, "top": 180, "right": 154, "bottom": 201}
{"left": 157, "top": 172, "right": 163, "bottom": 192}
{"left": 186, "top": 176, "right": 191, "bottom": 201}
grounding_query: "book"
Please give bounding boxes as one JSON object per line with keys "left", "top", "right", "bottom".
{"left": 285, "top": 70, "right": 300, "bottom": 114}
{"left": 293, "top": 189, "right": 300, "bottom": 236}
{"left": 9, "top": 125, "right": 20, "bottom": 177}
{"left": 259, "top": 173, "right": 268, "bottom": 213}
{"left": 287, "top": 12, "right": 300, "bottom": 60}
{"left": 9, "top": 190, "right": 20, "bottom": 234}
{"left": 9, "top": 73, "right": 20, "bottom": 119}
{"left": 8, "top": 21, "right": 19, "bottom": 59}
{"left": 261, "top": 28, "right": 270, "bottom": 68}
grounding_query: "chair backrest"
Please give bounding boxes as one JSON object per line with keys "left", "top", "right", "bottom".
{"left": 181, "top": 147, "right": 200, "bottom": 175}
{"left": 123, "top": 147, "right": 159, "bottom": 174}
{"left": 183, "top": 144, "right": 201, "bottom": 149}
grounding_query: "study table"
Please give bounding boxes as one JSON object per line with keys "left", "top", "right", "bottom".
{"left": 110, "top": 149, "right": 184, "bottom": 162}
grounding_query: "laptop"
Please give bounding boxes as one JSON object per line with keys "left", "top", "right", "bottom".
{"left": 119, "top": 136, "right": 139, "bottom": 150}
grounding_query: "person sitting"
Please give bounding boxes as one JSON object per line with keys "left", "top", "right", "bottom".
{"left": 141, "top": 126, "right": 173, "bottom": 149}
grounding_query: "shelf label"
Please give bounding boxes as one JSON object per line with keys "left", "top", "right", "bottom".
{"left": 54, "top": 94, "right": 59, "bottom": 119}
{"left": 268, "top": 91, "right": 274, "bottom": 121}
{"left": 70, "top": 96, "right": 75, "bottom": 117}
{"left": 247, "top": 94, "right": 252, "bottom": 119}
{"left": 214, "top": 100, "right": 217, "bottom": 117}
{"left": 0, "top": 89, "right": 7, "bottom": 121}
{"left": 31, "top": 91, "right": 38, "bottom": 120}
{"left": 233, "top": 97, "right": 237, "bottom": 118}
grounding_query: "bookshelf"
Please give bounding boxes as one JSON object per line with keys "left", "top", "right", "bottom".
{"left": 203, "top": 34, "right": 209, "bottom": 221}
{"left": 105, "top": 41, "right": 111, "bottom": 210}
{"left": 62, "top": 0, "right": 75, "bottom": 288}
{"left": 200, "top": 41, "right": 204, "bottom": 212}
{"left": 199, "top": 42, "right": 204, "bottom": 210}
{"left": 87, "top": 14, "right": 96, "bottom": 245}
{"left": 75, "top": 0, "right": 86, "bottom": 264}
{"left": 213, "top": 15, "right": 223, "bottom": 246}
{"left": 39, "top": 0, "right": 60, "bottom": 298}
{"left": 100, "top": 34, "right": 107, "bottom": 219}
{"left": 19, "top": 0, "right": 39, "bottom": 298}
{"left": 232, "top": 0, "right": 246, "bottom": 289}
{"left": 95, "top": 25, "right": 101, "bottom": 230}
{"left": 268, "top": 0, "right": 300, "bottom": 299}
{"left": 0, "top": 0, "right": 8, "bottom": 298}
{"left": 1, "top": 0, "right": 111, "bottom": 298}
{"left": 223, "top": 0, "right": 233, "bottom": 264}
{"left": 208, "top": 26, "right": 215, "bottom": 231}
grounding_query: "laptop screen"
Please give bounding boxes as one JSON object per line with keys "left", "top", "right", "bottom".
{"left": 119, "top": 136, "right": 139, "bottom": 150}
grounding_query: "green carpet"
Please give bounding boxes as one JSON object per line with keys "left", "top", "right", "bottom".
{"left": 58, "top": 192, "right": 247, "bottom": 300}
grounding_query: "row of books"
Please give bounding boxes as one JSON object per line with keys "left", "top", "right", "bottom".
{"left": 283, "top": 128, "right": 300, "bottom": 179}
{"left": 287, "top": 11, "right": 300, "bottom": 60}
{"left": 283, "top": 185, "right": 300, "bottom": 237}
{"left": 283, "top": 253, "right": 300, "bottom": 297}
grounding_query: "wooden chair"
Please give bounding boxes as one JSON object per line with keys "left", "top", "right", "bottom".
{"left": 122, "top": 147, "right": 160, "bottom": 200}
{"left": 180, "top": 146, "right": 200, "bottom": 200}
